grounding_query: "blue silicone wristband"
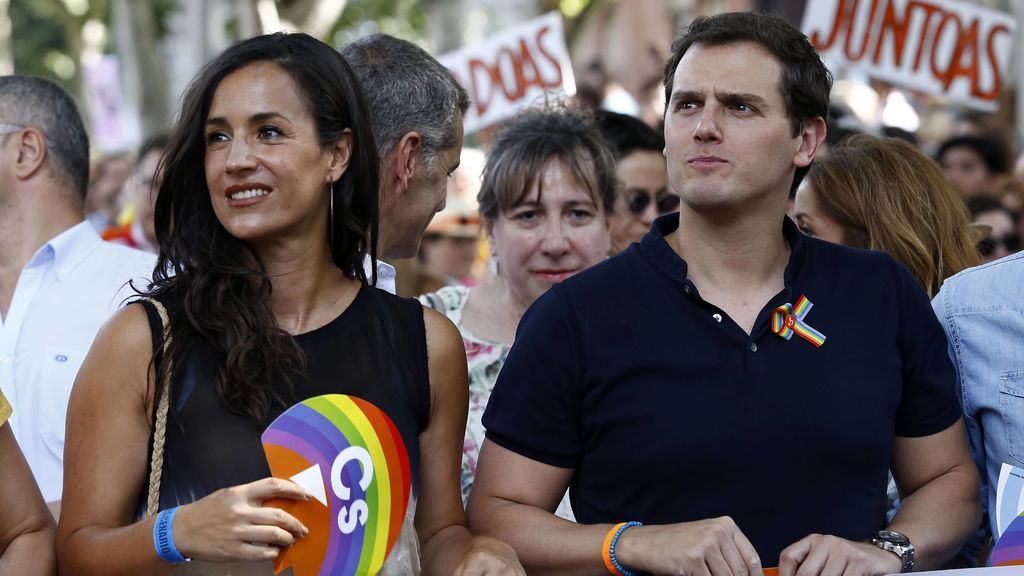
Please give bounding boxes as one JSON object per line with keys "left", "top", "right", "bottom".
{"left": 610, "top": 521, "right": 643, "bottom": 576}
{"left": 153, "top": 507, "right": 190, "bottom": 564}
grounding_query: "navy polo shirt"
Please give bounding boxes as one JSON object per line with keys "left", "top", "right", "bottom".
{"left": 482, "top": 213, "right": 961, "bottom": 566}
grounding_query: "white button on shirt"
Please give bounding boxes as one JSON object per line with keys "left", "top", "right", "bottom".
{"left": 0, "top": 222, "right": 155, "bottom": 502}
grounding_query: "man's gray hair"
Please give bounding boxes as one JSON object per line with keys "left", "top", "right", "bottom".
{"left": 341, "top": 34, "right": 469, "bottom": 171}
{"left": 0, "top": 75, "right": 90, "bottom": 199}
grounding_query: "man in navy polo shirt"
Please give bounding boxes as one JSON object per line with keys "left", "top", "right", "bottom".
{"left": 467, "top": 12, "right": 980, "bottom": 576}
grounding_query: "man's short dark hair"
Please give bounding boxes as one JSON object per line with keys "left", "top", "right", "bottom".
{"left": 664, "top": 12, "right": 832, "bottom": 137}
{"left": 596, "top": 110, "right": 665, "bottom": 160}
{"left": 341, "top": 34, "right": 469, "bottom": 172}
{"left": 0, "top": 75, "right": 90, "bottom": 199}
{"left": 937, "top": 135, "right": 1010, "bottom": 175}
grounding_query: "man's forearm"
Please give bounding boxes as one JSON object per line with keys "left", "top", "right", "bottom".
{"left": 0, "top": 521, "right": 56, "bottom": 576}
{"left": 421, "top": 524, "right": 476, "bottom": 575}
{"left": 889, "top": 462, "right": 981, "bottom": 571}
{"left": 469, "top": 497, "right": 613, "bottom": 576}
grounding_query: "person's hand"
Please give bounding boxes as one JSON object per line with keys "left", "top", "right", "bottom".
{"left": 615, "top": 516, "right": 762, "bottom": 576}
{"left": 173, "top": 477, "right": 310, "bottom": 563}
{"left": 453, "top": 535, "right": 527, "bottom": 576}
{"left": 778, "top": 534, "right": 903, "bottom": 576}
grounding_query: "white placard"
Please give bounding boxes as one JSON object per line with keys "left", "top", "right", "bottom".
{"left": 801, "top": 0, "right": 1017, "bottom": 111}
{"left": 81, "top": 54, "right": 140, "bottom": 152}
{"left": 439, "top": 12, "right": 576, "bottom": 134}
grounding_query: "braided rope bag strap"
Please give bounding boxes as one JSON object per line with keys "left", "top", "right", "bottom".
{"left": 138, "top": 297, "right": 173, "bottom": 517}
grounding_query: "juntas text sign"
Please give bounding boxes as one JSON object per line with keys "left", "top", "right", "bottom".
{"left": 801, "top": 0, "right": 1016, "bottom": 111}
{"left": 439, "top": 12, "right": 576, "bottom": 134}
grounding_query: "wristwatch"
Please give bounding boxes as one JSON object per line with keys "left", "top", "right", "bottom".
{"left": 871, "top": 530, "right": 915, "bottom": 573}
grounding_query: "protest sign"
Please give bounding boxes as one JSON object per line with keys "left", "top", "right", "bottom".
{"left": 262, "top": 395, "right": 411, "bottom": 576}
{"left": 439, "top": 12, "right": 576, "bottom": 133}
{"left": 802, "top": 0, "right": 1017, "bottom": 111}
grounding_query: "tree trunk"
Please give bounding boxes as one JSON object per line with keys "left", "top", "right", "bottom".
{"left": 0, "top": 0, "right": 12, "bottom": 74}
{"left": 275, "top": 0, "right": 347, "bottom": 41}
{"left": 64, "top": 16, "right": 84, "bottom": 100}
{"left": 235, "top": 0, "right": 261, "bottom": 37}
{"left": 423, "top": 0, "right": 465, "bottom": 54}
{"left": 111, "top": 0, "right": 170, "bottom": 139}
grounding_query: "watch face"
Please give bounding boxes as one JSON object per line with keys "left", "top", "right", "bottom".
{"left": 876, "top": 530, "right": 910, "bottom": 546}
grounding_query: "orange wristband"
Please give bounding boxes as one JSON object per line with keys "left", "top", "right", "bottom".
{"left": 602, "top": 523, "right": 628, "bottom": 575}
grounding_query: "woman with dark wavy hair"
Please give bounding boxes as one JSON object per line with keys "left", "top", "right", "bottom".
{"left": 56, "top": 32, "right": 522, "bottom": 575}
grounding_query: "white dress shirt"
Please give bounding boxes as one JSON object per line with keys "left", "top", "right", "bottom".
{"left": 363, "top": 255, "right": 397, "bottom": 295}
{"left": 0, "top": 222, "right": 155, "bottom": 501}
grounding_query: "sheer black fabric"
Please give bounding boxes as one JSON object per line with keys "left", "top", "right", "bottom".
{"left": 134, "top": 284, "right": 430, "bottom": 517}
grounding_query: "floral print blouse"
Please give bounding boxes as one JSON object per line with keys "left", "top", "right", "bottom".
{"left": 419, "top": 285, "right": 574, "bottom": 520}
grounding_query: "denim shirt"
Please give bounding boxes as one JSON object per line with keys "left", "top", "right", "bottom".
{"left": 933, "top": 251, "right": 1024, "bottom": 539}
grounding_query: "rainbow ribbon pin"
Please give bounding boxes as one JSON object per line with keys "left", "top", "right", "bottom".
{"left": 771, "top": 294, "right": 826, "bottom": 348}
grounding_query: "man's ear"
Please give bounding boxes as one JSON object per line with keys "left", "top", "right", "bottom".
{"left": 389, "top": 131, "right": 423, "bottom": 194}
{"left": 794, "top": 117, "right": 827, "bottom": 169}
{"left": 327, "top": 128, "right": 353, "bottom": 183}
{"left": 13, "top": 127, "right": 48, "bottom": 181}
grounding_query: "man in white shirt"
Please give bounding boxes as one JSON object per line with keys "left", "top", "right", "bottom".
{"left": 342, "top": 35, "right": 468, "bottom": 295}
{"left": 0, "top": 75, "right": 155, "bottom": 505}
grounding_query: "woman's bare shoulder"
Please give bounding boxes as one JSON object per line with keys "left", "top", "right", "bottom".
{"left": 73, "top": 302, "right": 157, "bottom": 402}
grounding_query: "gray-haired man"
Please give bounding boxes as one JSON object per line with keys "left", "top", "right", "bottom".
{"left": 0, "top": 75, "right": 154, "bottom": 511}
{"left": 342, "top": 34, "right": 468, "bottom": 294}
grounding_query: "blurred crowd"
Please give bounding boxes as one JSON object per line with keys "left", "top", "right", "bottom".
{"left": 2, "top": 6, "right": 1024, "bottom": 576}
{"left": 82, "top": 60, "right": 1024, "bottom": 287}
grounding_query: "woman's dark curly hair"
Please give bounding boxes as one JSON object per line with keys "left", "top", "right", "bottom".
{"left": 144, "top": 32, "right": 379, "bottom": 423}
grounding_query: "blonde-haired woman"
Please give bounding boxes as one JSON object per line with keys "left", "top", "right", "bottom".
{"left": 794, "top": 134, "right": 981, "bottom": 296}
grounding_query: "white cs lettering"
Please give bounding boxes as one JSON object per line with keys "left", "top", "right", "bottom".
{"left": 330, "top": 446, "right": 374, "bottom": 535}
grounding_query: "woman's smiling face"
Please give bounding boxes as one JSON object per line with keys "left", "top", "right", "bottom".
{"left": 204, "top": 61, "right": 349, "bottom": 246}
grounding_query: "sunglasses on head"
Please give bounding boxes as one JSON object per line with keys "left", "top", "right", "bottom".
{"left": 979, "top": 232, "right": 1022, "bottom": 256}
{"left": 627, "top": 190, "right": 680, "bottom": 216}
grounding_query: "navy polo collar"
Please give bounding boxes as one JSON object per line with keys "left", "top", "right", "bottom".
{"left": 638, "top": 213, "right": 807, "bottom": 296}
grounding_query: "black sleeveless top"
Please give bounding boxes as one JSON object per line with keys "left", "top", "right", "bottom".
{"left": 136, "top": 284, "right": 430, "bottom": 516}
